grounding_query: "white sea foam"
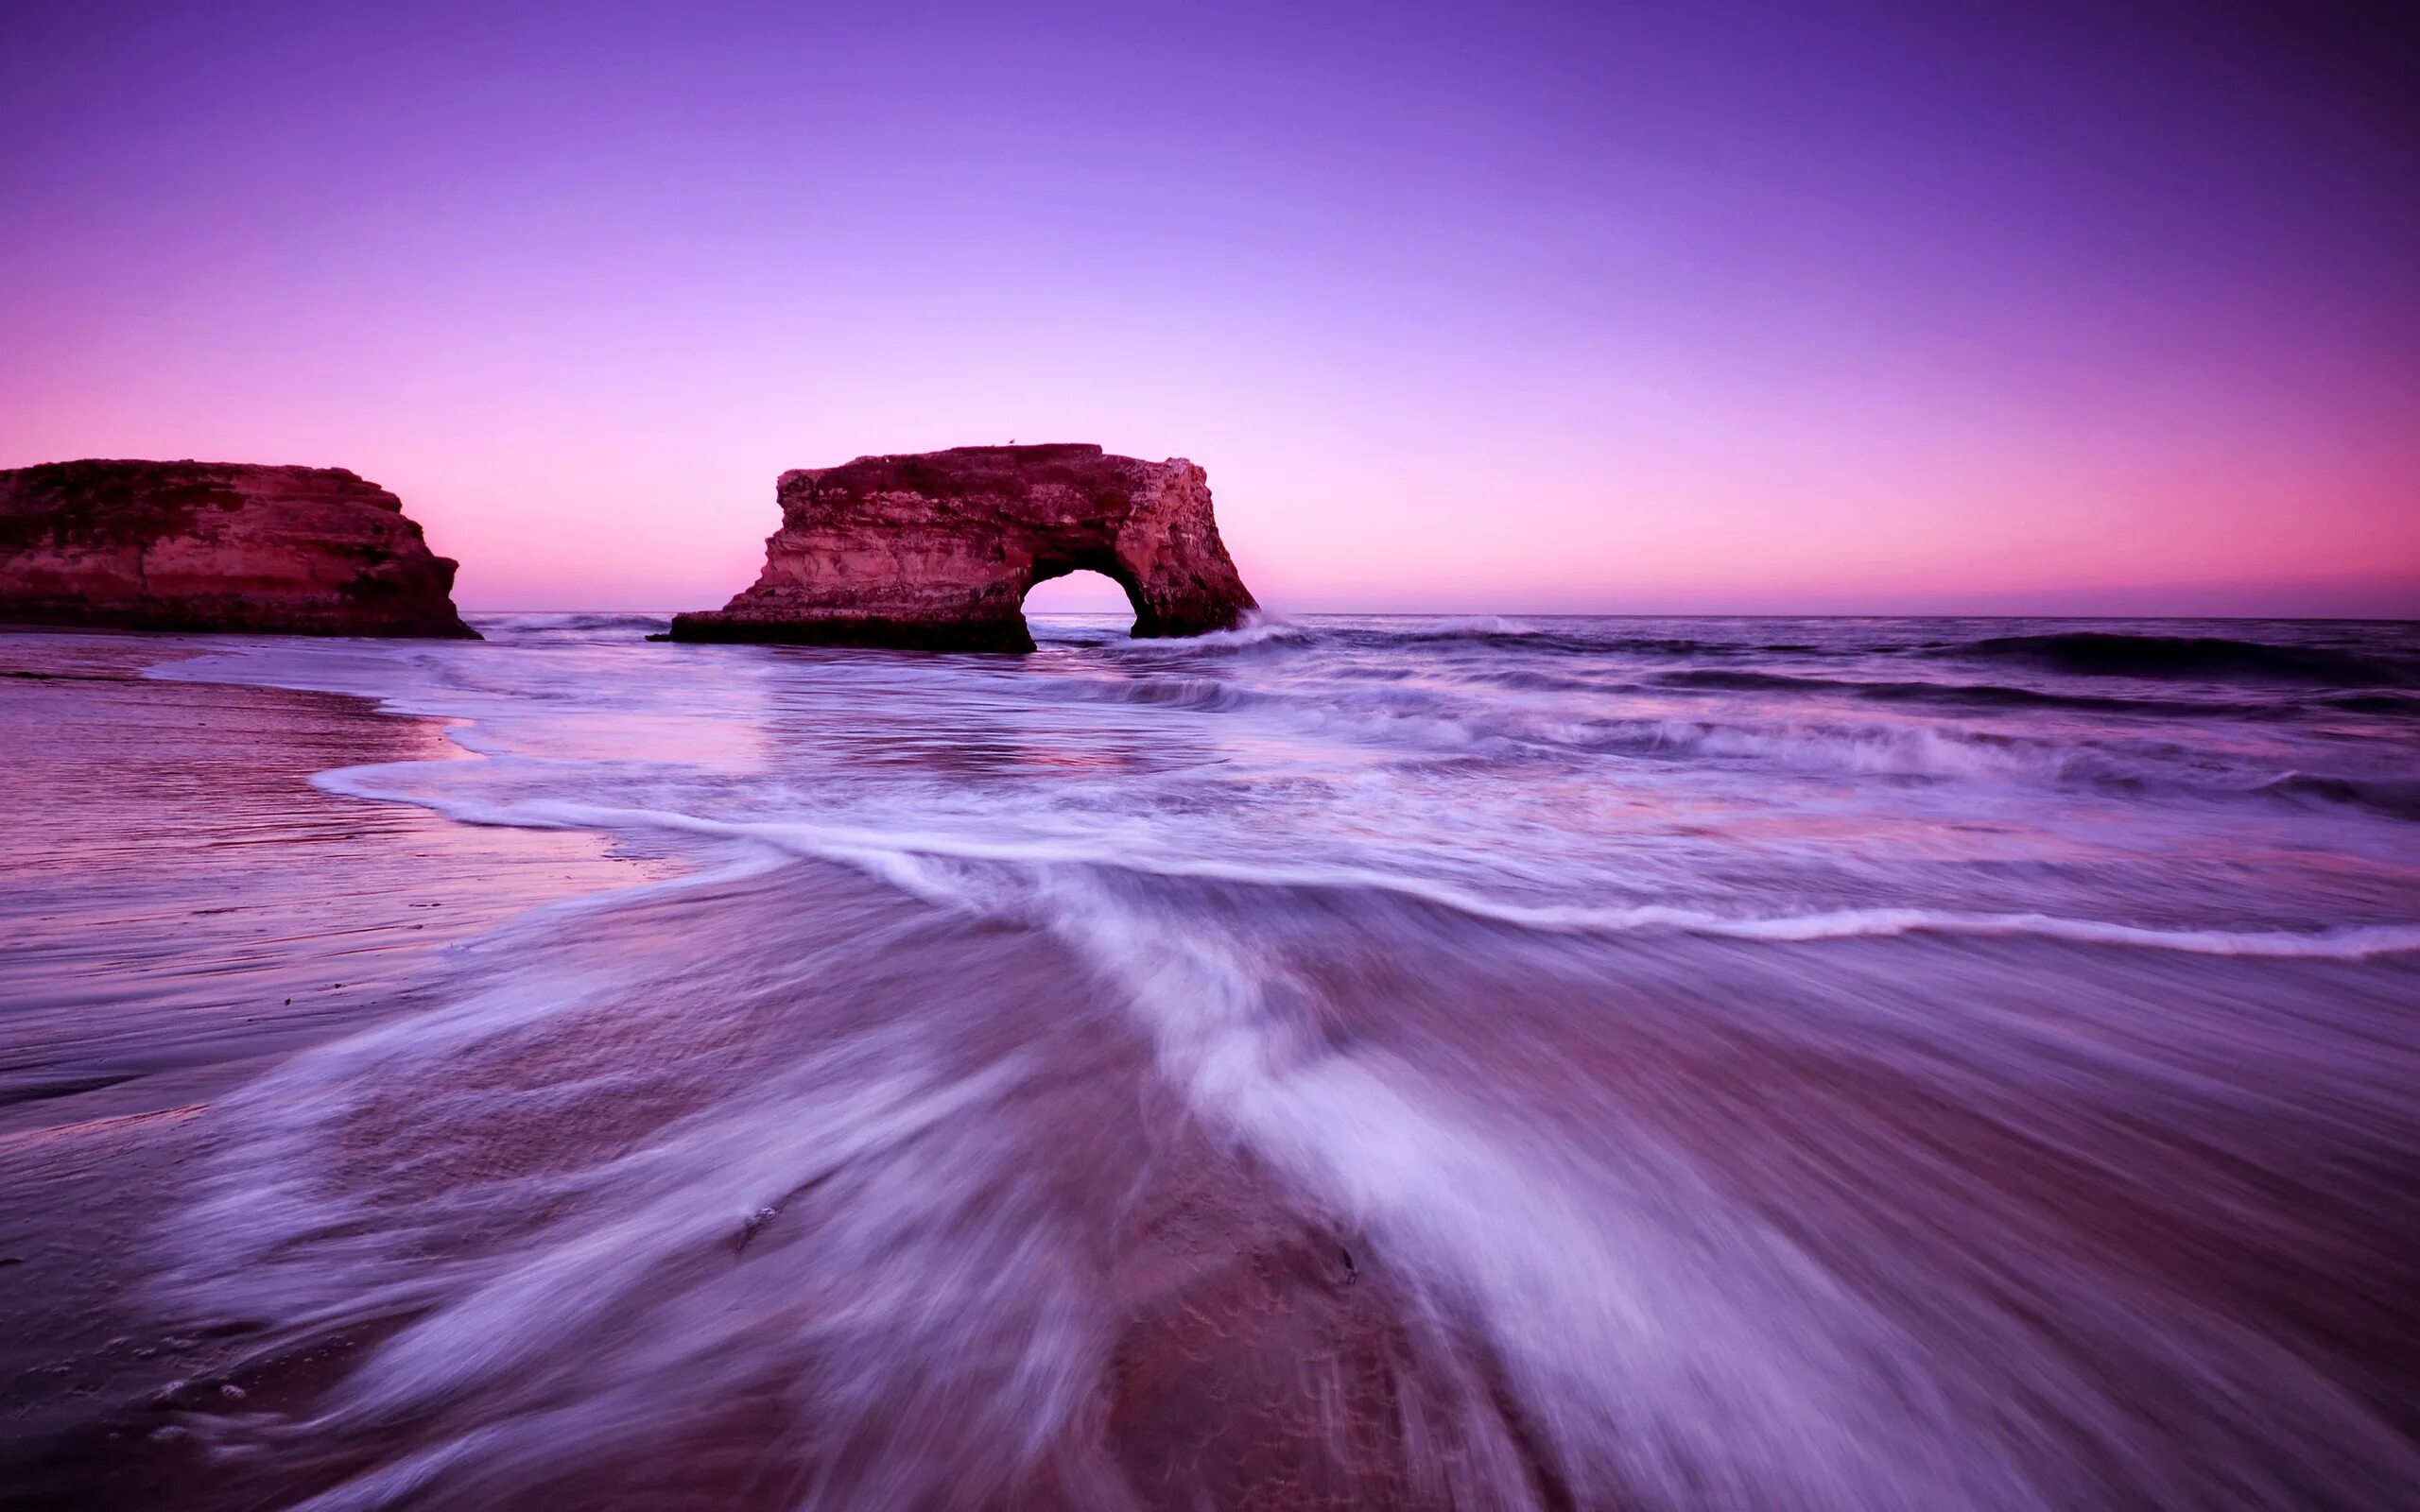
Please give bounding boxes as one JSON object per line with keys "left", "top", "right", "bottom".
{"left": 327, "top": 788, "right": 2420, "bottom": 962}
{"left": 115, "top": 614, "right": 2420, "bottom": 1509}
{"left": 1147, "top": 610, "right": 1314, "bottom": 648}
{"left": 1047, "top": 884, "right": 2003, "bottom": 1506}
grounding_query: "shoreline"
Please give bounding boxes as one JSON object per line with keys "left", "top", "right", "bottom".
{"left": 2, "top": 617, "right": 2414, "bottom": 1508}
{"left": 0, "top": 630, "right": 654, "bottom": 1495}
{"left": 0, "top": 628, "right": 1552, "bottom": 1511}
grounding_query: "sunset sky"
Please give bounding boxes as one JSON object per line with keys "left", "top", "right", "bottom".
{"left": 4, "top": 1, "right": 2414, "bottom": 616}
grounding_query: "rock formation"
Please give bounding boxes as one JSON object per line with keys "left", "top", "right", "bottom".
{"left": 670, "top": 444, "right": 1256, "bottom": 651}
{"left": 0, "top": 460, "right": 475, "bottom": 638}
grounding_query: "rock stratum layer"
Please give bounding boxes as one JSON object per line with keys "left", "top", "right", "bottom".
{"left": 0, "top": 460, "right": 475, "bottom": 638}
{"left": 670, "top": 444, "right": 1256, "bottom": 651}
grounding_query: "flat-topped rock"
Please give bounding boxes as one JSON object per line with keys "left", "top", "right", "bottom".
{"left": 669, "top": 444, "right": 1256, "bottom": 651}
{"left": 0, "top": 460, "right": 475, "bottom": 638}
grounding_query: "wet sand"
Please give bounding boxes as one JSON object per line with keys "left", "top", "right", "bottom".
{"left": 6, "top": 619, "right": 2416, "bottom": 1510}
{"left": 0, "top": 633, "right": 653, "bottom": 1501}
{"left": 0, "top": 638, "right": 1469, "bottom": 1512}
{"left": 0, "top": 637, "right": 1557, "bottom": 1512}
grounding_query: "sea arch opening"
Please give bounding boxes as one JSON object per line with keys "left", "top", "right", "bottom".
{"left": 1019, "top": 562, "right": 1148, "bottom": 641}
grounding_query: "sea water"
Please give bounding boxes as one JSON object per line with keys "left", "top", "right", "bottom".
{"left": 133, "top": 613, "right": 2420, "bottom": 1510}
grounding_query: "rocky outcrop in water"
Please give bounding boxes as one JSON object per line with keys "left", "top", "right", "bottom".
{"left": 0, "top": 460, "right": 475, "bottom": 638}
{"left": 669, "top": 444, "right": 1256, "bottom": 651}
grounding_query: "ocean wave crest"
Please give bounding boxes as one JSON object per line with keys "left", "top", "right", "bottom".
{"left": 1951, "top": 631, "right": 2416, "bottom": 688}
{"left": 1652, "top": 667, "right": 2255, "bottom": 716}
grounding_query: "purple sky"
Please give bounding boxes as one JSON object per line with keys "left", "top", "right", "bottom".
{"left": 4, "top": 1, "right": 2414, "bottom": 615}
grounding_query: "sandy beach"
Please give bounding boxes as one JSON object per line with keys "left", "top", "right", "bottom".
{"left": 0, "top": 632, "right": 650, "bottom": 1505}
{"left": 0, "top": 631, "right": 1493, "bottom": 1511}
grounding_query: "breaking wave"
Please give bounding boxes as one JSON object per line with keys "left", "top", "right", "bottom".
{"left": 2256, "top": 772, "right": 2420, "bottom": 820}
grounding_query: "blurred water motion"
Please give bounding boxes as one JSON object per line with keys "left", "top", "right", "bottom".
{"left": 7, "top": 611, "right": 2418, "bottom": 1510}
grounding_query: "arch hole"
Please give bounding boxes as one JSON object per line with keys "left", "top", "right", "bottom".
{"left": 1021, "top": 567, "right": 1142, "bottom": 640}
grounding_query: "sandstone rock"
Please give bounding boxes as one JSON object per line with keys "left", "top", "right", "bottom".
{"left": 0, "top": 460, "right": 475, "bottom": 638}
{"left": 669, "top": 444, "right": 1255, "bottom": 651}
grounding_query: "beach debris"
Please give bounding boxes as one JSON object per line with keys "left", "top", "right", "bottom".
{"left": 737, "top": 1204, "right": 780, "bottom": 1251}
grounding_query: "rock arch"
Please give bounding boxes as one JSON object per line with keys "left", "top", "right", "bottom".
{"left": 670, "top": 445, "right": 1256, "bottom": 651}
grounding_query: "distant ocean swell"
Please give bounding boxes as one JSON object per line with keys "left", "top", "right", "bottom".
{"left": 1201, "top": 621, "right": 2420, "bottom": 688}
{"left": 1957, "top": 629, "right": 2420, "bottom": 685}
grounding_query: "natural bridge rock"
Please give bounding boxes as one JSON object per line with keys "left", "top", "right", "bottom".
{"left": 669, "top": 444, "right": 1256, "bottom": 651}
{"left": 0, "top": 460, "right": 475, "bottom": 638}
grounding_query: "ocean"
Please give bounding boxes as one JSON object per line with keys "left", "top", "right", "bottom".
{"left": 8, "top": 612, "right": 2420, "bottom": 1510}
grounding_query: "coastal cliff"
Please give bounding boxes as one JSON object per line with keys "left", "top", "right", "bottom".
{"left": 669, "top": 444, "right": 1255, "bottom": 651}
{"left": 0, "top": 460, "right": 476, "bottom": 638}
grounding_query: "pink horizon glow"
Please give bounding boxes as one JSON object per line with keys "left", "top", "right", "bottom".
{"left": 4, "top": 4, "right": 2414, "bottom": 620}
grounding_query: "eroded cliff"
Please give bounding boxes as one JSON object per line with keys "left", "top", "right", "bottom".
{"left": 0, "top": 460, "right": 475, "bottom": 638}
